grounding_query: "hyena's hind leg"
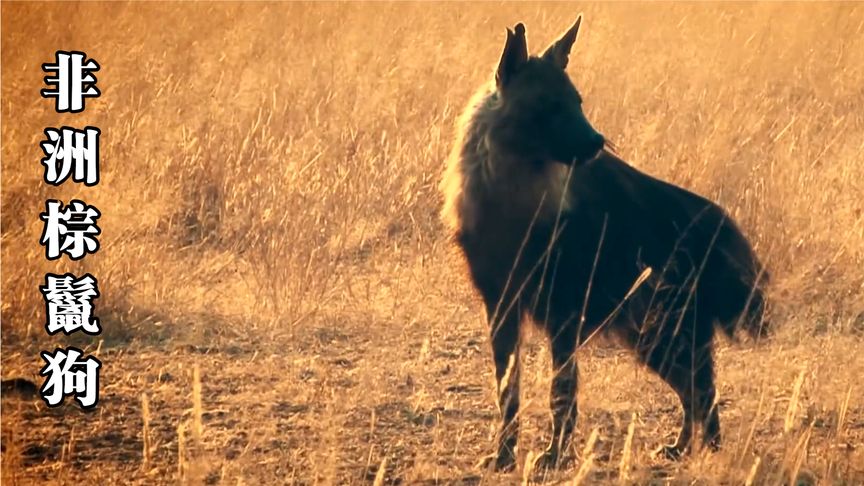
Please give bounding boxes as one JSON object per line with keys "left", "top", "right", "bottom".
{"left": 478, "top": 300, "right": 523, "bottom": 472}
{"left": 621, "top": 313, "right": 720, "bottom": 459}
{"left": 650, "top": 339, "right": 719, "bottom": 459}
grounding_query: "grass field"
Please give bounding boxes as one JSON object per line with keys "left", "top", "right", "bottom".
{"left": 2, "top": 2, "right": 863, "bottom": 484}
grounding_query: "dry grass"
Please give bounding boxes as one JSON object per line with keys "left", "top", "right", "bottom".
{"left": 2, "top": 2, "right": 863, "bottom": 485}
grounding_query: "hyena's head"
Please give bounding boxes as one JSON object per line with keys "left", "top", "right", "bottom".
{"left": 488, "top": 16, "right": 605, "bottom": 165}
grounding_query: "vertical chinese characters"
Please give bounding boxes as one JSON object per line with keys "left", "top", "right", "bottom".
{"left": 38, "top": 51, "right": 104, "bottom": 409}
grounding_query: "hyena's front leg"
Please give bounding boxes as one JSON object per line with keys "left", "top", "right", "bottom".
{"left": 536, "top": 325, "right": 578, "bottom": 469}
{"left": 479, "top": 303, "right": 522, "bottom": 472}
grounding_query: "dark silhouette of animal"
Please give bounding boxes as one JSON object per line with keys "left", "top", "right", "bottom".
{"left": 440, "top": 16, "right": 768, "bottom": 471}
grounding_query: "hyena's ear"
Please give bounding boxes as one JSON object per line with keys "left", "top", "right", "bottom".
{"left": 542, "top": 15, "right": 582, "bottom": 70}
{"left": 496, "top": 23, "right": 528, "bottom": 88}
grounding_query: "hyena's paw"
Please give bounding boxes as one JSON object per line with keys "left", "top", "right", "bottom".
{"left": 530, "top": 447, "right": 566, "bottom": 471}
{"left": 654, "top": 443, "right": 687, "bottom": 461}
{"left": 706, "top": 438, "right": 722, "bottom": 452}
{"left": 703, "top": 432, "right": 722, "bottom": 453}
{"left": 476, "top": 450, "right": 517, "bottom": 472}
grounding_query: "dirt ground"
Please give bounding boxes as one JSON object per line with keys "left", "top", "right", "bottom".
{"left": 3, "top": 249, "right": 863, "bottom": 484}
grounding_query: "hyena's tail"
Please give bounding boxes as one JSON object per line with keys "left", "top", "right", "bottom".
{"left": 729, "top": 280, "right": 770, "bottom": 340}
{"left": 705, "top": 218, "right": 771, "bottom": 341}
{"left": 711, "top": 256, "right": 770, "bottom": 341}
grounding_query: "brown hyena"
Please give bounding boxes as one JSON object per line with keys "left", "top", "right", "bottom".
{"left": 441, "top": 17, "right": 768, "bottom": 471}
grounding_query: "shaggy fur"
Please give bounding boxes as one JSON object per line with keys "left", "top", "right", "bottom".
{"left": 441, "top": 17, "right": 768, "bottom": 471}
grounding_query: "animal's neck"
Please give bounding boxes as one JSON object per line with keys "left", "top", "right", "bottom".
{"left": 475, "top": 151, "right": 574, "bottom": 224}
{"left": 446, "top": 88, "right": 574, "bottom": 234}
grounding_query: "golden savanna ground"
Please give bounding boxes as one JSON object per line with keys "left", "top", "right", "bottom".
{"left": 2, "top": 2, "right": 863, "bottom": 484}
